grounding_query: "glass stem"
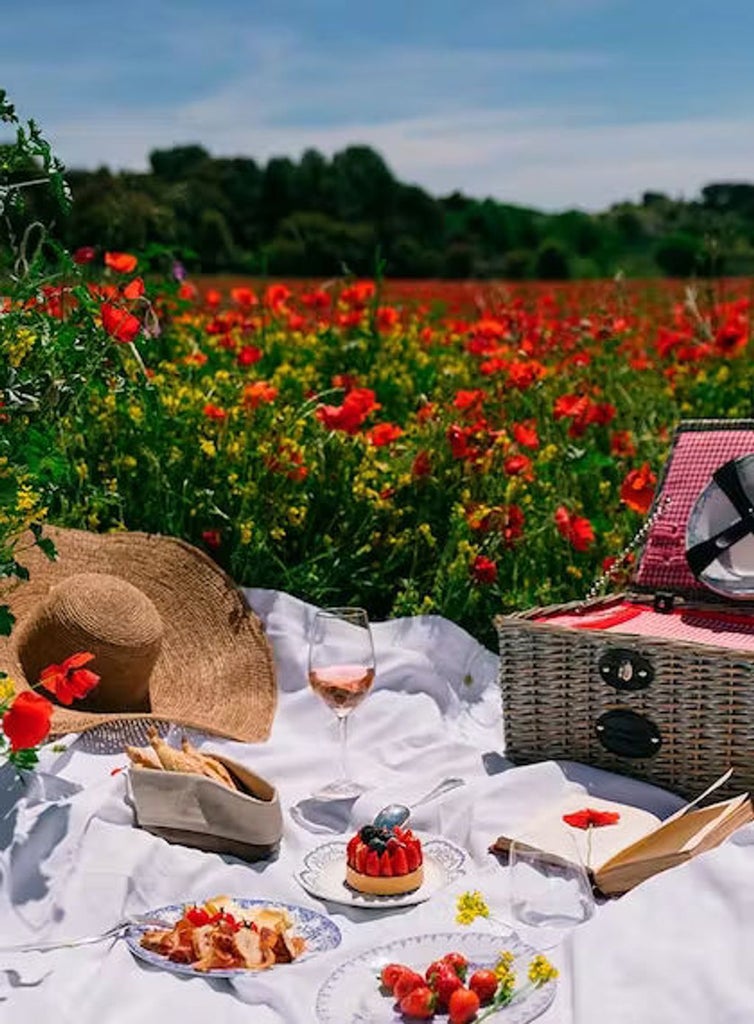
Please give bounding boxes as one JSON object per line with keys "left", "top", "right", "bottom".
{"left": 337, "top": 713, "right": 350, "bottom": 782}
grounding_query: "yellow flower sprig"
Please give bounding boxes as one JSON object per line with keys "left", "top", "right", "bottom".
{"left": 455, "top": 892, "right": 558, "bottom": 1021}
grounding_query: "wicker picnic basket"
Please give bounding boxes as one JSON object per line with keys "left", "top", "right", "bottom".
{"left": 496, "top": 419, "right": 754, "bottom": 799}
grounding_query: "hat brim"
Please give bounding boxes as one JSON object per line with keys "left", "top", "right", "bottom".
{"left": 1, "top": 527, "right": 277, "bottom": 743}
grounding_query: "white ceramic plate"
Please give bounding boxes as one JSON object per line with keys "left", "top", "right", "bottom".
{"left": 316, "top": 930, "right": 557, "bottom": 1024}
{"left": 686, "top": 454, "right": 754, "bottom": 597}
{"left": 124, "top": 898, "right": 341, "bottom": 978}
{"left": 296, "top": 836, "right": 467, "bottom": 909}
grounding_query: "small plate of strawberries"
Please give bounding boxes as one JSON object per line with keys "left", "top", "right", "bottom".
{"left": 315, "top": 931, "right": 557, "bottom": 1023}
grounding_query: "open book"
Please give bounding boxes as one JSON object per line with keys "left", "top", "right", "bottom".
{"left": 490, "top": 770, "right": 754, "bottom": 897}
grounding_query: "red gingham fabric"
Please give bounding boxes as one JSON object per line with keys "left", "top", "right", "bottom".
{"left": 537, "top": 600, "right": 754, "bottom": 650}
{"left": 634, "top": 425, "right": 754, "bottom": 596}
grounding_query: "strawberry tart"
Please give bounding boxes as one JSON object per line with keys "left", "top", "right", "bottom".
{"left": 345, "top": 824, "right": 424, "bottom": 895}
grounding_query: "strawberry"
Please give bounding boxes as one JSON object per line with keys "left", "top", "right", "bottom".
{"left": 468, "top": 968, "right": 499, "bottom": 1003}
{"left": 399, "top": 985, "right": 436, "bottom": 1019}
{"left": 356, "top": 844, "right": 368, "bottom": 874}
{"left": 425, "top": 959, "right": 447, "bottom": 983}
{"left": 346, "top": 835, "right": 359, "bottom": 862}
{"left": 448, "top": 987, "right": 480, "bottom": 1024}
{"left": 429, "top": 964, "right": 464, "bottom": 1009}
{"left": 393, "top": 969, "right": 426, "bottom": 1000}
{"left": 386, "top": 835, "right": 401, "bottom": 852}
{"left": 392, "top": 845, "right": 409, "bottom": 875}
{"left": 365, "top": 849, "right": 380, "bottom": 876}
{"left": 379, "top": 849, "right": 393, "bottom": 876}
{"left": 406, "top": 841, "right": 421, "bottom": 871}
{"left": 380, "top": 962, "right": 412, "bottom": 992}
{"left": 442, "top": 951, "right": 468, "bottom": 980}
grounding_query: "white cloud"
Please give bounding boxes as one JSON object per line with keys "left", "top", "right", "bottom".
{"left": 43, "top": 104, "right": 754, "bottom": 211}
{"left": 5, "top": 31, "right": 750, "bottom": 210}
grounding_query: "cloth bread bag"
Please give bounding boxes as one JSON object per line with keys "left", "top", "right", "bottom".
{"left": 129, "top": 754, "right": 283, "bottom": 861}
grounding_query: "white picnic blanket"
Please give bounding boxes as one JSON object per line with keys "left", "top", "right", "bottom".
{"left": 0, "top": 588, "right": 752, "bottom": 1024}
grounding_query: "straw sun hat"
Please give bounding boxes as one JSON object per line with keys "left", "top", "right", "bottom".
{"left": 0, "top": 526, "right": 277, "bottom": 743}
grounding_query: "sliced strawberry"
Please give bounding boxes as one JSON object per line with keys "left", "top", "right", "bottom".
{"left": 366, "top": 849, "right": 380, "bottom": 876}
{"left": 347, "top": 834, "right": 360, "bottom": 863}
{"left": 392, "top": 845, "right": 409, "bottom": 875}
{"left": 379, "top": 849, "right": 393, "bottom": 876}
{"left": 406, "top": 841, "right": 421, "bottom": 871}
{"left": 356, "top": 843, "right": 368, "bottom": 874}
{"left": 386, "top": 836, "right": 401, "bottom": 852}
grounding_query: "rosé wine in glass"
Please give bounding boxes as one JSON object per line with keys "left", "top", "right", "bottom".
{"left": 307, "top": 608, "right": 376, "bottom": 800}
{"left": 308, "top": 664, "right": 375, "bottom": 713}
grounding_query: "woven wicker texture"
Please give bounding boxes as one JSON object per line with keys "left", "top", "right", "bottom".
{"left": 498, "top": 420, "right": 754, "bottom": 800}
{"left": 0, "top": 526, "right": 277, "bottom": 742}
{"left": 496, "top": 606, "right": 750, "bottom": 799}
{"left": 635, "top": 419, "right": 754, "bottom": 596}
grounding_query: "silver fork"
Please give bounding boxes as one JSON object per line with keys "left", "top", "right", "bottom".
{"left": 0, "top": 914, "right": 167, "bottom": 954}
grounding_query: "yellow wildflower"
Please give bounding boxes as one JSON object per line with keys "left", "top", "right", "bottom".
{"left": 455, "top": 890, "right": 490, "bottom": 925}
{"left": 128, "top": 403, "right": 143, "bottom": 424}
{"left": 527, "top": 954, "right": 558, "bottom": 986}
{"left": 0, "top": 676, "right": 16, "bottom": 704}
{"left": 199, "top": 439, "right": 217, "bottom": 458}
{"left": 239, "top": 522, "right": 254, "bottom": 545}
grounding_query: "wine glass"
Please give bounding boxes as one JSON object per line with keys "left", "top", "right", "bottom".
{"left": 509, "top": 835, "right": 595, "bottom": 936}
{"left": 307, "top": 607, "right": 376, "bottom": 800}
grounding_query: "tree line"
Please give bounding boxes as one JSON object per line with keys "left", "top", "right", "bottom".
{"left": 4, "top": 141, "right": 754, "bottom": 279}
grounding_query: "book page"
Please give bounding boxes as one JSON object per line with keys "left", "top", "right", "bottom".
{"left": 598, "top": 795, "right": 751, "bottom": 871}
{"left": 509, "top": 795, "right": 661, "bottom": 872}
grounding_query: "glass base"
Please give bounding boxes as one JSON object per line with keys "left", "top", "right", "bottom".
{"left": 311, "top": 778, "right": 368, "bottom": 801}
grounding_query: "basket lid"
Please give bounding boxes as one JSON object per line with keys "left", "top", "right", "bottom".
{"left": 633, "top": 419, "right": 754, "bottom": 600}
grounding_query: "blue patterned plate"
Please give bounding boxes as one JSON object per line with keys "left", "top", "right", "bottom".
{"left": 296, "top": 836, "right": 467, "bottom": 909}
{"left": 316, "top": 931, "right": 557, "bottom": 1023}
{"left": 125, "top": 898, "right": 341, "bottom": 978}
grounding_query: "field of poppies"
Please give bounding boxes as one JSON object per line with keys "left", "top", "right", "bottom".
{"left": 3, "top": 254, "right": 754, "bottom": 649}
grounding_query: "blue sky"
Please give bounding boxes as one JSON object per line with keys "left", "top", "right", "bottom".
{"left": 2, "top": 0, "right": 753, "bottom": 210}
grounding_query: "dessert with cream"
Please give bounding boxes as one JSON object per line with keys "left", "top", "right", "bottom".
{"left": 346, "top": 824, "right": 424, "bottom": 895}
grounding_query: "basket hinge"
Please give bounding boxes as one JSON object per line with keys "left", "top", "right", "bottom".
{"left": 653, "top": 591, "right": 676, "bottom": 613}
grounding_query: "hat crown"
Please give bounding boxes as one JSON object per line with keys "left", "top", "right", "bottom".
{"left": 18, "top": 572, "right": 164, "bottom": 714}
{"left": 50, "top": 573, "right": 164, "bottom": 647}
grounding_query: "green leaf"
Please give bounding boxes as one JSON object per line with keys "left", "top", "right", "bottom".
{"left": 0, "top": 605, "right": 15, "bottom": 636}
{"left": 35, "top": 536, "right": 57, "bottom": 561}
{"left": 9, "top": 747, "right": 40, "bottom": 770}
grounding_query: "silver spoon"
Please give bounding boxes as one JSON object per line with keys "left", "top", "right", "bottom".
{"left": 372, "top": 777, "right": 466, "bottom": 829}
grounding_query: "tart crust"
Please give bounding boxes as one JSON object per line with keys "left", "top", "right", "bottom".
{"left": 345, "top": 863, "right": 424, "bottom": 895}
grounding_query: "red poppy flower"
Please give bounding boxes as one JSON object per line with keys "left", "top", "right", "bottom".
{"left": 453, "top": 389, "right": 486, "bottom": 415}
{"left": 242, "top": 381, "right": 279, "bottom": 410}
{"left": 563, "top": 808, "right": 621, "bottom": 829}
{"left": 367, "top": 423, "right": 404, "bottom": 447}
{"left": 101, "top": 303, "right": 141, "bottom": 343}
{"left": 230, "top": 286, "right": 258, "bottom": 308}
{"left": 513, "top": 420, "right": 540, "bottom": 449}
{"left": 620, "top": 463, "right": 657, "bottom": 515}
{"left": 470, "top": 555, "right": 498, "bottom": 585}
{"left": 2, "top": 691, "right": 54, "bottom": 751}
{"left": 236, "top": 345, "right": 263, "bottom": 368}
{"left": 72, "top": 246, "right": 96, "bottom": 265}
{"left": 202, "top": 530, "right": 221, "bottom": 549}
{"left": 316, "top": 388, "right": 380, "bottom": 434}
{"left": 264, "top": 284, "right": 291, "bottom": 313}
{"left": 122, "top": 277, "right": 145, "bottom": 300}
{"left": 610, "top": 430, "right": 636, "bottom": 458}
{"left": 104, "top": 251, "right": 138, "bottom": 274}
{"left": 412, "top": 450, "right": 432, "bottom": 478}
{"left": 554, "top": 506, "right": 595, "bottom": 551}
{"left": 39, "top": 651, "right": 100, "bottom": 706}
{"left": 376, "top": 306, "right": 400, "bottom": 331}
{"left": 203, "top": 404, "right": 227, "bottom": 421}
{"left": 504, "top": 454, "right": 533, "bottom": 478}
